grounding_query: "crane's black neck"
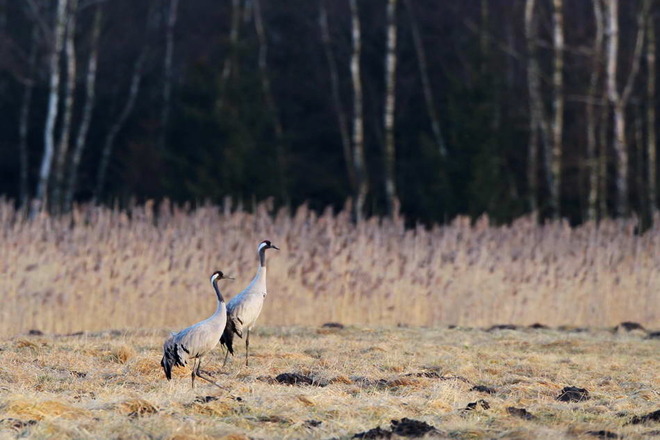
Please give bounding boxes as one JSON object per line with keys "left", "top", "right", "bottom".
{"left": 212, "top": 278, "right": 225, "bottom": 303}
{"left": 259, "top": 247, "right": 267, "bottom": 267}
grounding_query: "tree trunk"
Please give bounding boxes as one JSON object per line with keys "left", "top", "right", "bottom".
{"left": 550, "top": 0, "right": 564, "bottom": 218}
{"left": 93, "top": 51, "right": 146, "bottom": 202}
{"left": 525, "top": 0, "right": 550, "bottom": 215}
{"left": 349, "top": 0, "right": 367, "bottom": 222}
{"left": 647, "top": 11, "right": 656, "bottom": 214}
{"left": 18, "top": 26, "right": 39, "bottom": 209}
{"left": 605, "top": 0, "right": 649, "bottom": 217}
{"left": 52, "top": 0, "right": 78, "bottom": 213}
{"left": 404, "top": 0, "right": 446, "bottom": 158}
{"left": 319, "top": 0, "right": 355, "bottom": 189}
{"left": 383, "top": 0, "right": 398, "bottom": 217}
{"left": 586, "top": 0, "right": 604, "bottom": 221}
{"left": 253, "top": 0, "right": 287, "bottom": 202}
{"left": 33, "top": 0, "right": 68, "bottom": 216}
{"left": 65, "top": 3, "right": 102, "bottom": 211}
{"left": 218, "top": 0, "right": 241, "bottom": 109}
{"left": 159, "top": 0, "right": 179, "bottom": 152}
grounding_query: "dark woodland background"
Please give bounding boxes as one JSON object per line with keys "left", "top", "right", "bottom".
{"left": 0, "top": 0, "right": 658, "bottom": 226}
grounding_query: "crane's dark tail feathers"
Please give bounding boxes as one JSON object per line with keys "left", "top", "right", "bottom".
{"left": 161, "top": 338, "right": 186, "bottom": 380}
{"left": 220, "top": 318, "right": 236, "bottom": 355}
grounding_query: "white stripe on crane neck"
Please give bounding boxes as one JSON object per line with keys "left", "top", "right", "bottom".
{"left": 258, "top": 242, "right": 268, "bottom": 253}
{"left": 211, "top": 273, "right": 220, "bottom": 283}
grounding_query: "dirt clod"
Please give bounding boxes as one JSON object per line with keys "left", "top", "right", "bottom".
{"left": 585, "top": 430, "right": 620, "bottom": 439}
{"left": 322, "top": 322, "right": 344, "bottom": 329}
{"left": 194, "top": 395, "right": 219, "bottom": 404}
{"left": 27, "top": 329, "right": 43, "bottom": 336}
{"left": 305, "top": 419, "right": 322, "bottom": 428}
{"left": 391, "top": 418, "right": 440, "bottom": 437}
{"left": 529, "top": 323, "right": 549, "bottom": 329}
{"left": 556, "top": 386, "right": 590, "bottom": 402}
{"left": 629, "top": 409, "right": 660, "bottom": 425}
{"left": 506, "top": 407, "right": 535, "bottom": 420}
{"left": 0, "top": 418, "right": 38, "bottom": 430}
{"left": 486, "top": 324, "right": 518, "bottom": 332}
{"left": 470, "top": 385, "right": 495, "bottom": 394}
{"left": 353, "top": 427, "right": 392, "bottom": 439}
{"left": 615, "top": 321, "right": 645, "bottom": 332}
{"left": 275, "top": 373, "right": 326, "bottom": 387}
{"left": 463, "top": 399, "right": 490, "bottom": 411}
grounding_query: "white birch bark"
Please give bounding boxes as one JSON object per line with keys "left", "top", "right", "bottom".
{"left": 349, "top": 0, "right": 367, "bottom": 222}
{"left": 32, "top": 0, "right": 68, "bottom": 215}
{"left": 159, "top": 0, "right": 178, "bottom": 152}
{"left": 65, "top": 4, "right": 102, "bottom": 211}
{"left": 383, "top": 0, "right": 398, "bottom": 217}
{"left": 52, "top": 0, "right": 78, "bottom": 212}
{"left": 586, "top": 0, "right": 604, "bottom": 221}
{"left": 550, "top": 0, "right": 564, "bottom": 218}
{"left": 605, "top": 0, "right": 649, "bottom": 216}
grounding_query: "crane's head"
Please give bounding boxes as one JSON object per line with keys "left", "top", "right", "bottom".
{"left": 258, "top": 240, "right": 280, "bottom": 252}
{"left": 210, "top": 271, "right": 234, "bottom": 283}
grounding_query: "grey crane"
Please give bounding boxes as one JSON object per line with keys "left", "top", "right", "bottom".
{"left": 161, "top": 270, "right": 233, "bottom": 388}
{"left": 220, "top": 240, "right": 279, "bottom": 366}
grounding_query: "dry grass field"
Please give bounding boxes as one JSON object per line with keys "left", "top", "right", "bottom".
{"left": 0, "top": 326, "right": 658, "bottom": 439}
{"left": 0, "top": 201, "right": 658, "bottom": 337}
{"left": 0, "top": 201, "right": 658, "bottom": 439}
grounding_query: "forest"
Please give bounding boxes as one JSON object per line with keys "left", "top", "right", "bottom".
{"left": 0, "top": 0, "right": 657, "bottom": 226}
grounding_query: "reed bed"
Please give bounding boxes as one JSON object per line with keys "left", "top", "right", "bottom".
{"left": 0, "top": 200, "right": 658, "bottom": 337}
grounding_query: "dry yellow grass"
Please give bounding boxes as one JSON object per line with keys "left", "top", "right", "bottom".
{"left": 0, "top": 327, "right": 657, "bottom": 439}
{"left": 0, "top": 201, "right": 658, "bottom": 337}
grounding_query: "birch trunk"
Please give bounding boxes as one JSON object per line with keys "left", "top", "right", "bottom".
{"left": 319, "top": 0, "right": 355, "bottom": 189}
{"left": 18, "top": 26, "right": 39, "bottom": 209}
{"left": 159, "top": 0, "right": 178, "bottom": 152}
{"left": 605, "top": 0, "right": 649, "bottom": 216}
{"left": 525, "top": 0, "right": 551, "bottom": 214}
{"left": 65, "top": 4, "right": 102, "bottom": 211}
{"left": 218, "top": 0, "right": 241, "bottom": 109}
{"left": 33, "top": 0, "right": 68, "bottom": 215}
{"left": 586, "top": 0, "right": 604, "bottom": 221}
{"left": 383, "top": 0, "right": 398, "bottom": 217}
{"left": 52, "top": 0, "right": 78, "bottom": 213}
{"left": 93, "top": 51, "right": 146, "bottom": 202}
{"left": 404, "top": 0, "right": 446, "bottom": 158}
{"left": 253, "top": 0, "right": 287, "bottom": 201}
{"left": 349, "top": 0, "right": 367, "bottom": 222}
{"left": 550, "top": 0, "right": 564, "bottom": 218}
{"left": 647, "top": 12, "right": 656, "bottom": 213}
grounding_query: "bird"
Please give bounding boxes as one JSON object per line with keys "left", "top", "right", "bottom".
{"left": 220, "top": 239, "right": 279, "bottom": 366}
{"left": 161, "top": 270, "right": 233, "bottom": 389}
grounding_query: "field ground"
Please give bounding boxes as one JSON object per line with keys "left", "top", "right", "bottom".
{"left": 0, "top": 325, "right": 658, "bottom": 439}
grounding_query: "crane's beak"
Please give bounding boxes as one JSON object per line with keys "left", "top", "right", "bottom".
{"left": 224, "top": 275, "right": 235, "bottom": 280}
{"left": 271, "top": 245, "right": 280, "bottom": 250}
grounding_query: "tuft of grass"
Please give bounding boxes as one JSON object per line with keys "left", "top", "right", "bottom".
{"left": 110, "top": 344, "right": 136, "bottom": 364}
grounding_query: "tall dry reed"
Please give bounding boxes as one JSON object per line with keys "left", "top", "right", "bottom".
{"left": 0, "top": 200, "right": 658, "bottom": 336}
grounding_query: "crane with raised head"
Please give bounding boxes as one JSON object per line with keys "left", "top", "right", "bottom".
{"left": 220, "top": 240, "right": 279, "bottom": 366}
{"left": 161, "top": 270, "right": 232, "bottom": 388}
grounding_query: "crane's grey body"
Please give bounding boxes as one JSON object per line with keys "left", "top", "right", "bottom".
{"left": 161, "top": 271, "right": 230, "bottom": 388}
{"left": 221, "top": 240, "right": 278, "bottom": 366}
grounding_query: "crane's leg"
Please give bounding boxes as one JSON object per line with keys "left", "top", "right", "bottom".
{"left": 245, "top": 329, "right": 250, "bottom": 367}
{"left": 191, "top": 358, "right": 198, "bottom": 389}
{"left": 223, "top": 346, "right": 230, "bottom": 367}
{"left": 195, "top": 357, "right": 223, "bottom": 389}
